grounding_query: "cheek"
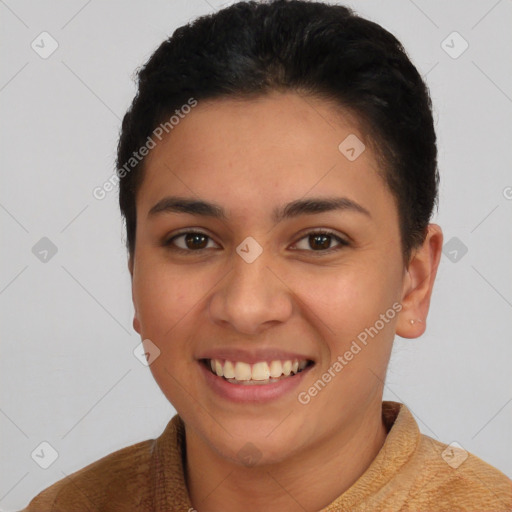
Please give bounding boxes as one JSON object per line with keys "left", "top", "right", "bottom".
{"left": 302, "top": 261, "right": 400, "bottom": 323}
{"left": 133, "top": 262, "right": 207, "bottom": 407}
{"left": 133, "top": 260, "right": 201, "bottom": 342}
{"left": 295, "top": 261, "right": 401, "bottom": 368}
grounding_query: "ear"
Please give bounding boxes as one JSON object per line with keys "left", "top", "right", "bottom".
{"left": 128, "top": 255, "right": 141, "bottom": 335}
{"left": 396, "top": 224, "right": 443, "bottom": 339}
{"left": 128, "top": 254, "right": 134, "bottom": 278}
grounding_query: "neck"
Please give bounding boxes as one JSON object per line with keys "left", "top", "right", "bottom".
{"left": 185, "top": 398, "right": 387, "bottom": 512}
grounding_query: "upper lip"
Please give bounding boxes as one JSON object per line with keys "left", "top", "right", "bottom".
{"left": 197, "top": 348, "right": 315, "bottom": 364}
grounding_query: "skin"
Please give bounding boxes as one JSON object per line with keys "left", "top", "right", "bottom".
{"left": 128, "top": 91, "right": 443, "bottom": 512}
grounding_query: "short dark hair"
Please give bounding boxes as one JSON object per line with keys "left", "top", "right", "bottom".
{"left": 117, "top": 0, "right": 439, "bottom": 264}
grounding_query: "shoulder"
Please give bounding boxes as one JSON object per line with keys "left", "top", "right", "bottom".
{"left": 21, "top": 438, "right": 156, "bottom": 512}
{"left": 410, "top": 434, "right": 512, "bottom": 510}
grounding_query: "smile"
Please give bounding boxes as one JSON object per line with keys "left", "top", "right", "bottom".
{"left": 202, "top": 358, "right": 314, "bottom": 385}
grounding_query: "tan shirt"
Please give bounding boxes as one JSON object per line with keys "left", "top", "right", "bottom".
{"left": 22, "top": 401, "right": 512, "bottom": 511}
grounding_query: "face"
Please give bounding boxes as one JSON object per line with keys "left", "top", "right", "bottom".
{"left": 129, "top": 91, "right": 410, "bottom": 465}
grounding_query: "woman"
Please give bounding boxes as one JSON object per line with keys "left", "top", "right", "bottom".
{"left": 23, "top": 0, "right": 512, "bottom": 510}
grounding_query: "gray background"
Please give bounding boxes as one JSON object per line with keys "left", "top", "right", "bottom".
{"left": 1, "top": 0, "right": 511, "bottom": 509}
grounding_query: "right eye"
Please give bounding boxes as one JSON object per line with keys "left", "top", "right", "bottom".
{"left": 163, "top": 230, "right": 220, "bottom": 253}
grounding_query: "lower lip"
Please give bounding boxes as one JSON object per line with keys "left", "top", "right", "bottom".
{"left": 198, "top": 361, "right": 313, "bottom": 403}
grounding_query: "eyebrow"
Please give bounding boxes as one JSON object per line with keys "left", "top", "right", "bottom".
{"left": 147, "top": 195, "right": 371, "bottom": 223}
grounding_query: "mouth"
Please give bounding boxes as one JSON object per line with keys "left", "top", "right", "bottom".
{"left": 200, "top": 358, "right": 315, "bottom": 385}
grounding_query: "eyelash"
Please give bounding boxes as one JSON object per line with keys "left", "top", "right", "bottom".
{"left": 163, "top": 229, "right": 349, "bottom": 255}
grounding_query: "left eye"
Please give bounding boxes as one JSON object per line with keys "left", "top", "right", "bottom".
{"left": 292, "top": 231, "right": 349, "bottom": 252}
{"left": 164, "top": 230, "right": 348, "bottom": 253}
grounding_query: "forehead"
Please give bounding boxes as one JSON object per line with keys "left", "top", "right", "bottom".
{"left": 137, "top": 92, "right": 395, "bottom": 224}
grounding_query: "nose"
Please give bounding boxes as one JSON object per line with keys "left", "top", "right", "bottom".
{"left": 208, "top": 247, "right": 294, "bottom": 336}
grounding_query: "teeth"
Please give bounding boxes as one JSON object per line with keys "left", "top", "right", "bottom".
{"left": 223, "top": 360, "right": 235, "bottom": 379}
{"left": 206, "top": 357, "right": 310, "bottom": 383}
{"left": 215, "top": 360, "right": 223, "bottom": 377}
{"left": 234, "top": 361, "right": 252, "bottom": 381}
{"left": 252, "top": 362, "right": 270, "bottom": 380}
{"left": 269, "top": 360, "right": 283, "bottom": 378}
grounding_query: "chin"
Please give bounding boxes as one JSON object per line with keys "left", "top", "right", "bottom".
{"left": 217, "top": 438, "right": 296, "bottom": 469}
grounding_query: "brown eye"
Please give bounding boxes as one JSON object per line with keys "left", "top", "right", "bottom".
{"left": 165, "top": 231, "right": 218, "bottom": 252}
{"left": 292, "top": 230, "right": 349, "bottom": 253}
{"left": 309, "top": 233, "right": 331, "bottom": 251}
{"left": 182, "top": 233, "right": 209, "bottom": 250}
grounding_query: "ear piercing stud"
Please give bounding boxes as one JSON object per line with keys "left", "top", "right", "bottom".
{"left": 410, "top": 319, "right": 422, "bottom": 325}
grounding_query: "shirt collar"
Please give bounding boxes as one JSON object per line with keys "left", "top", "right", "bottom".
{"left": 152, "top": 401, "right": 420, "bottom": 511}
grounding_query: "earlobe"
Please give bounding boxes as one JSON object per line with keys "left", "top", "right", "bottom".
{"left": 133, "top": 315, "right": 141, "bottom": 335}
{"left": 128, "top": 255, "right": 141, "bottom": 334}
{"left": 132, "top": 289, "right": 141, "bottom": 335}
{"left": 396, "top": 224, "right": 443, "bottom": 339}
